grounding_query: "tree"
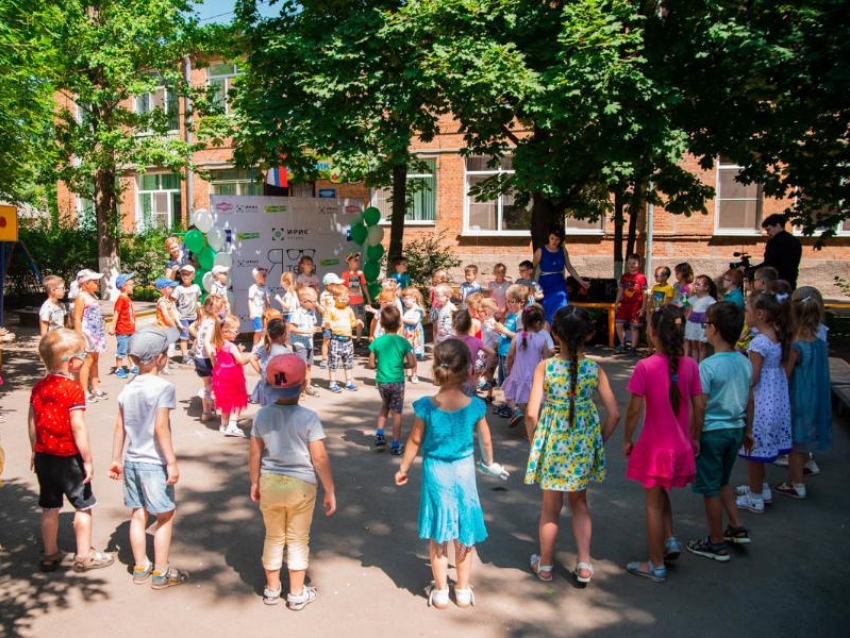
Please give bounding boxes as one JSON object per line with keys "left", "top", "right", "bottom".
{"left": 233, "top": 0, "right": 444, "bottom": 261}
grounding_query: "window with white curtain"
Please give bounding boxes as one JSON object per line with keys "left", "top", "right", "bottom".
{"left": 137, "top": 173, "right": 182, "bottom": 231}
{"left": 370, "top": 158, "right": 437, "bottom": 223}
{"left": 715, "top": 158, "right": 763, "bottom": 233}
{"left": 464, "top": 155, "right": 530, "bottom": 234}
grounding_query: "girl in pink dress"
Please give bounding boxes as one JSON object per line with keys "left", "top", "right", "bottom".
{"left": 502, "top": 305, "right": 553, "bottom": 428}
{"left": 623, "top": 305, "right": 701, "bottom": 583}
{"left": 209, "top": 314, "right": 251, "bottom": 438}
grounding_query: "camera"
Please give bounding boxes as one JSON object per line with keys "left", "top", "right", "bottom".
{"left": 729, "top": 252, "right": 751, "bottom": 270}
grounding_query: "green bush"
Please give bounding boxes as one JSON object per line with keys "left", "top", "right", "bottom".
{"left": 402, "top": 230, "right": 461, "bottom": 288}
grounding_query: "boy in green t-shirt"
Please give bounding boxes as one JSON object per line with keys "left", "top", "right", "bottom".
{"left": 368, "top": 305, "right": 415, "bottom": 455}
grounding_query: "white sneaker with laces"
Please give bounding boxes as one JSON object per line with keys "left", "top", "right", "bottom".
{"left": 287, "top": 586, "right": 317, "bottom": 611}
{"left": 805, "top": 458, "right": 820, "bottom": 476}
{"left": 735, "top": 489, "right": 765, "bottom": 513}
{"left": 736, "top": 483, "right": 772, "bottom": 504}
{"left": 224, "top": 425, "right": 245, "bottom": 438}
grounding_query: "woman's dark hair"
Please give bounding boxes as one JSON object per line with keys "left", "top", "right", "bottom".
{"left": 546, "top": 225, "right": 565, "bottom": 244}
{"left": 263, "top": 318, "right": 287, "bottom": 352}
{"left": 433, "top": 338, "right": 472, "bottom": 388}
{"left": 749, "top": 290, "right": 791, "bottom": 362}
{"left": 380, "top": 305, "right": 401, "bottom": 332}
{"left": 452, "top": 308, "right": 473, "bottom": 335}
{"left": 650, "top": 305, "right": 686, "bottom": 415}
{"left": 706, "top": 301, "right": 744, "bottom": 346}
{"left": 519, "top": 304, "right": 546, "bottom": 349}
{"left": 552, "top": 305, "right": 595, "bottom": 428}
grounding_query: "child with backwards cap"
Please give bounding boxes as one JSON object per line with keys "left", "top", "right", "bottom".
{"left": 173, "top": 264, "right": 202, "bottom": 364}
{"left": 109, "top": 272, "right": 137, "bottom": 379}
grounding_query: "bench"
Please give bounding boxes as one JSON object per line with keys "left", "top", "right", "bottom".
{"left": 829, "top": 357, "right": 850, "bottom": 413}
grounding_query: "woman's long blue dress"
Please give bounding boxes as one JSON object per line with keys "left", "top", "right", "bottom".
{"left": 538, "top": 246, "right": 568, "bottom": 323}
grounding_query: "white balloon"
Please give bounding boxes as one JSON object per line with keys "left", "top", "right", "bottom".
{"left": 193, "top": 209, "right": 213, "bottom": 233}
{"left": 207, "top": 227, "right": 225, "bottom": 251}
{"left": 213, "top": 252, "right": 233, "bottom": 269}
{"left": 202, "top": 272, "right": 214, "bottom": 293}
{"left": 366, "top": 225, "right": 384, "bottom": 246}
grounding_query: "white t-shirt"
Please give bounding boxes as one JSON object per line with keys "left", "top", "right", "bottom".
{"left": 39, "top": 299, "right": 66, "bottom": 332}
{"left": 210, "top": 280, "right": 228, "bottom": 299}
{"left": 118, "top": 374, "right": 177, "bottom": 465}
{"left": 193, "top": 317, "right": 216, "bottom": 358}
{"left": 248, "top": 284, "right": 270, "bottom": 318}
{"left": 289, "top": 306, "right": 317, "bottom": 334}
{"left": 251, "top": 404, "right": 326, "bottom": 484}
{"left": 172, "top": 284, "right": 201, "bottom": 320}
{"left": 482, "top": 317, "right": 500, "bottom": 348}
{"left": 278, "top": 290, "right": 299, "bottom": 315}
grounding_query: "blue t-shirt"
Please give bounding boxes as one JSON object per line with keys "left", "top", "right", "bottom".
{"left": 390, "top": 272, "right": 411, "bottom": 290}
{"left": 724, "top": 288, "right": 745, "bottom": 309}
{"left": 699, "top": 352, "right": 753, "bottom": 431}
{"left": 497, "top": 312, "right": 519, "bottom": 357}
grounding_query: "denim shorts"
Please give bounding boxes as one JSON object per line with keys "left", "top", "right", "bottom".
{"left": 253, "top": 316, "right": 263, "bottom": 332}
{"left": 179, "top": 318, "right": 194, "bottom": 340}
{"left": 116, "top": 334, "right": 132, "bottom": 358}
{"left": 123, "top": 461, "right": 176, "bottom": 514}
{"left": 291, "top": 334, "right": 315, "bottom": 365}
{"left": 194, "top": 356, "right": 213, "bottom": 378}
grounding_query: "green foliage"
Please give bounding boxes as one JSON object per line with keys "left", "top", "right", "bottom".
{"left": 401, "top": 230, "right": 461, "bottom": 289}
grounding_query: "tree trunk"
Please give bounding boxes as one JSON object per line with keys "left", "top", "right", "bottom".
{"left": 626, "top": 203, "right": 639, "bottom": 259}
{"left": 613, "top": 188, "right": 625, "bottom": 278}
{"left": 95, "top": 167, "right": 120, "bottom": 300}
{"left": 531, "top": 192, "right": 561, "bottom": 251}
{"left": 388, "top": 162, "right": 408, "bottom": 262}
{"left": 626, "top": 179, "right": 647, "bottom": 263}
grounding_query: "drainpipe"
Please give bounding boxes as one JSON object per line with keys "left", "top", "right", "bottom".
{"left": 184, "top": 55, "right": 194, "bottom": 229}
{"left": 645, "top": 182, "right": 654, "bottom": 276}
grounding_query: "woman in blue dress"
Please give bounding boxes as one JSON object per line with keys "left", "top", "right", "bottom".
{"left": 532, "top": 226, "right": 590, "bottom": 323}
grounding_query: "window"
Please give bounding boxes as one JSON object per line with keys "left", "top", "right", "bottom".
{"left": 76, "top": 197, "right": 95, "bottom": 232}
{"left": 136, "top": 81, "right": 180, "bottom": 132}
{"left": 289, "top": 182, "right": 315, "bottom": 198}
{"left": 370, "top": 158, "right": 437, "bottom": 223}
{"left": 715, "top": 158, "right": 763, "bottom": 233}
{"left": 564, "top": 215, "right": 604, "bottom": 235}
{"left": 208, "top": 62, "right": 240, "bottom": 113}
{"left": 464, "top": 155, "right": 530, "bottom": 234}
{"left": 209, "top": 168, "right": 263, "bottom": 196}
{"left": 137, "top": 173, "right": 182, "bottom": 231}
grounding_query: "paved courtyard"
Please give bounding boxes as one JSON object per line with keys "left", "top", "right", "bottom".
{"left": 1, "top": 322, "right": 849, "bottom": 637}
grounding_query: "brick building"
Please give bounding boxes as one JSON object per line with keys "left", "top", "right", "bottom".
{"left": 56, "top": 60, "right": 850, "bottom": 293}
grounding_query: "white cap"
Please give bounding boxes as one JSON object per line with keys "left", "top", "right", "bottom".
{"left": 179, "top": 264, "right": 196, "bottom": 274}
{"left": 212, "top": 265, "right": 230, "bottom": 274}
{"left": 252, "top": 267, "right": 268, "bottom": 277}
{"left": 322, "top": 273, "right": 344, "bottom": 286}
{"left": 76, "top": 268, "right": 103, "bottom": 283}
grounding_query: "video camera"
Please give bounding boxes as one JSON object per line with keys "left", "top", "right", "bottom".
{"left": 729, "top": 252, "right": 752, "bottom": 271}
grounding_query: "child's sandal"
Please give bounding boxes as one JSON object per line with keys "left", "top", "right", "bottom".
{"left": 454, "top": 585, "right": 475, "bottom": 608}
{"left": 425, "top": 583, "right": 450, "bottom": 609}
{"left": 574, "top": 562, "right": 594, "bottom": 585}
{"left": 40, "top": 550, "right": 66, "bottom": 572}
{"left": 263, "top": 586, "right": 282, "bottom": 605}
{"left": 530, "top": 554, "right": 554, "bottom": 582}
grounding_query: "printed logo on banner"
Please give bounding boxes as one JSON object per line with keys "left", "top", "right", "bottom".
{"left": 272, "top": 228, "right": 311, "bottom": 241}
{"left": 215, "top": 202, "right": 234, "bottom": 212}
{"left": 235, "top": 204, "right": 260, "bottom": 214}
{"left": 318, "top": 188, "right": 337, "bottom": 198}
{"left": 237, "top": 232, "right": 260, "bottom": 240}
{"left": 265, "top": 205, "right": 288, "bottom": 213}
{"left": 320, "top": 258, "right": 341, "bottom": 267}
{"left": 344, "top": 204, "right": 362, "bottom": 214}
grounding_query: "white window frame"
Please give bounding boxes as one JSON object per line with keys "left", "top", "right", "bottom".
{"left": 373, "top": 156, "right": 438, "bottom": 226}
{"left": 714, "top": 159, "right": 763, "bottom": 236}
{"left": 209, "top": 167, "right": 264, "bottom": 196}
{"left": 208, "top": 62, "right": 240, "bottom": 114}
{"left": 136, "top": 173, "right": 182, "bottom": 232}
{"left": 564, "top": 215, "right": 605, "bottom": 236}
{"left": 135, "top": 82, "right": 180, "bottom": 135}
{"left": 462, "top": 155, "right": 530, "bottom": 237}
{"left": 791, "top": 190, "right": 849, "bottom": 236}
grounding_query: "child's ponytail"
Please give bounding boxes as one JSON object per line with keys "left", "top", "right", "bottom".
{"left": 651, "top": 305, "right": 685, "bottom": 415}
{"left": 520, "top": 305, "right": 546, "bottom": 350}
{"left": 552, "top": 305, "right": 595, "bottom": 428}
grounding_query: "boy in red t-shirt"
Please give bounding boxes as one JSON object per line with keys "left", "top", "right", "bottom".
{"left": 28, "top": 329, "right": 115, "bottom": 573}
{"left": 615, "top": 254, "right": 648, "bottom": 354}
{"left": 109, "top": 272, "right": 136, "bottom": 379}
{"left": 341, "top": 252, "right": 372, "bottom": 345}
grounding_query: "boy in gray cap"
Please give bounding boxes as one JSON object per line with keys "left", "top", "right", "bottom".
{"left": 108, "top": 327, "right": 189, "bottom": 589}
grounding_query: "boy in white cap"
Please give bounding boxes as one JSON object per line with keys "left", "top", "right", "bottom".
{"left": 211, "top": 265, "right": 230, "bottom": 312}
{"left": 108, "top": 326, "right": 189, "bottom": 589}
{"left": 172, "top": 264, "right": 201, "bottom": 364}
{"left": 249, "top": 267, "right": 271, "bottom": 348}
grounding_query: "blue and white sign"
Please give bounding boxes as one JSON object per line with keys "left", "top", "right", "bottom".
{"left": 318, "top": 188, "right": 337, "bottom": 199}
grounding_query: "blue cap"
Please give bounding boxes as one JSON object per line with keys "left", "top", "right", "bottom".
{"left": 115, "top": 272, "right": 135, "bottom": 290}
{"left": 155, "top": 277, "right": 179, "bottom": 290}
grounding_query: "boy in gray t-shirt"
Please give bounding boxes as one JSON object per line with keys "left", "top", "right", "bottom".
{"left": 172, "top": 265, "right": 201, "bottom": 364}
{"left": 250, "top": 354, "right": 336, "bottom": 610}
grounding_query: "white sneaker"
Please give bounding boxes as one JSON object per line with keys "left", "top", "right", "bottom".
{"left": 736, "top": 483, "right": 772, "bottom": 504}
{"left": 427, "top": 585, "right": 450, "bottom": 609}
{"left": 735, "top": 489, "right": 765, "bottom": 514}
{"left": 218, "top": 424, "right": 226, "bottom": 434}
{"left": 287, "top": 585, "right": 317, "bottom": 611}
{"left": 410, "top": 374, "right": 419, "bottom": 384}
{"left": 454, "top": 586, "right": 475, "bottom": 608}
{"left": 773, "top": 454, "right": 789, "bottom": 467}
{"left": 224, "top": 425, "right": 246, "bottom": 438}
{"left": 804, "top": 458, "right": 821, "bottom": 476}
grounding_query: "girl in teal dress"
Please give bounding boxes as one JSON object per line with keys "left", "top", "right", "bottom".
{"left": 395, "top": 338, "right": 509, "bottom": 609}
{"left": 525, "top": 306, "right": 620, "bottom": 586}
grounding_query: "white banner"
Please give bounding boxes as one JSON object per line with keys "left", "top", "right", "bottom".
{"left": 209, "top": 195, "right": 364, "bottom": 331}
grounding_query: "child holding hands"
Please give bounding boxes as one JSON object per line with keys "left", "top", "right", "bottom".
{"left": 210, "top": 314, "right": 251, "bottom": 437}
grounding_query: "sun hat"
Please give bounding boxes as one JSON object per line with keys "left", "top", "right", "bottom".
{"left": 179, "top": 264, "right": 196, "bottom": 274}
{"left": 212, "top": 265, "right": 230, "bottom": 275}
{"left": 155, "top": 277, "right": 179, "bottom": 290}
{"left": 265, "top": 354, "right": 306, "bottom": 400}
{"left": 76, "top": 269, "right": 103, "bottom": 283}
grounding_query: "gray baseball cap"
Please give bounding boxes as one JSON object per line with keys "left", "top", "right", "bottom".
{"left": 128, "top": 327, "right": 180, "bottom": 363}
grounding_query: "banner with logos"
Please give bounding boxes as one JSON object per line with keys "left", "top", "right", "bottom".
{"left": 209, "top": 195, "right": 364, "bottom": 331}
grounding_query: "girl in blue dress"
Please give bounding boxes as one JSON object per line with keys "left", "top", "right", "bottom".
{"left": 532, "top": 226, "right": 590, "bottom": 324}
{"left": 395, "top": 338, "right": 509, "bottom": 610}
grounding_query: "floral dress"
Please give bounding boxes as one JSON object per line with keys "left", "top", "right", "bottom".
{"left": 525, "top": 358, "right": 605, "bottom": 492}
{"left": 740, "top": 334, "right": 792, "bottom": 462}
{"left": 80, "top": 293, "right": 107, "bottom": 354}
{"left": 403, "top": 305, "right": 425, "bottom": 359}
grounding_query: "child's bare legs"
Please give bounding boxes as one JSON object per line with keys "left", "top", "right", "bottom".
{"left": 41, "top": 509, "right": 60, "bottom": 555}
{"left": 537, "top": 490, "right": 564, "bottom": 577}
{"left": 253, "top": 330, "right": 263, "bottom": 348}
{"left": 788, "top": 451, "right": 806, "bottom": 485}
{"left": 630, "top": 326, "right": 640, "bottom": 350}
{"left": 615, "top": 323, "right": 626, "bottom": 347}
{"left": 453, "top": 542, "right": 475, "bottom": 590}
{"left": 644, "top": 487, "right": 672, "bottom": 567}
{"left": 684, "top": 340, "right": 691, "bottom": 358}
{"left": 79, "top": 353, "right": 92, "bottom": 394}
{"left": 201, "top": 378, "right": 214, "bottom": 417}
{"left": 377, "top": 406, "right": 388, "bottom": 435}
{"left": 73, "top": 508, "right": 93, "bottom": 559}
{"left": 391, "top": 411, "right": 402, "bottom": 444}
{"left": 343, "top": 366, "right": 353, "bottom": 386}
{"left": 719, "top": 485, "right": 744, "bottom": 528}
{"left": 129, "top": 508, "right": 149, "bottom": 566}
{"left": 152, "top": 510, "right": 175, "bottom": 571}
{"left": 180, "top": 339, "right": 189, "bottom": 359}
{"left": 321, "top": 337, "right": 329, "bottom": 364}
{"left": 89, "top": 353, "right": 100, "bottom": 393}
{"left": 430, "top": 541, "right": 450, "bottom": 591}
{"left": 747, "top": 461, "right": 766, "bottom": 495}
{"left": 567, "top": 490, "right": 592, "bottom": 566}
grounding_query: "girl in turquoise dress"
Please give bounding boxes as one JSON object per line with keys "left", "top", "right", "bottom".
{"left": 395, "top": 338, "right": 509, "bottom": 610}
{"left": 525, "top": 306, "right": 620, "bottom": 586}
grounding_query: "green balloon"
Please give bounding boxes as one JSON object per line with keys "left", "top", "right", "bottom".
{"left": 364, "top": 261, "right": 381, "bottom": 282}
{"left": 366, "top": 243, "right": 385, "bottom": 262}
{"left": 367, "top": 282, "right": 382, "bottom": 301}
{"left": 194, "top": 269, "right": 208, "bottom": 286}
{"left": 350, "top": 222, "right": 368, "bottom": 245}
{"left": 363, "top": 207, "right": 381, "bottom": 227}
{"left": 184, "top": 229, "right": 205, "bottom": 253}
{"left": 198, "top": 247, "right": 216, "bottom": 270}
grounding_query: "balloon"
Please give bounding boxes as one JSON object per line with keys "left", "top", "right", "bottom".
{"left": 202, "top": 272, "right": 214, "bottom": 293}
{"left": 364, "top": 261, "right": 381, "bottom": 283}
{"left": 207, "top": 227, "right": 225, "bottom": 251}
{"left": 194, "top": 268, "right": 207, "bottom": 286}
{"left": 366, "top": 225, "right": 384, "bottom": 246}
{"left": 184, "top": 229, "right": 205, "bottom": 253}
{"left": 350, "top": 222, "right": 368, "bottom": 245}
{"left": 193, "top": 209, "right": 213, "bottom": 233}
{"left": 198, "top": 247, "right": 216, "bottom": 270}
{"left": 366, "top": 243, "right": 385, "bottom": 262}
{"left": 363, "top": 206, "right": 381, "bottom": 227}
{"left": 213, "top": 252, "right": 233, "bottom": 269}
{"left": 367, "top": 282, "right": 382, "bottom": 301}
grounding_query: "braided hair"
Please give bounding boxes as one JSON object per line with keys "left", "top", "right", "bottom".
{"left": 650, "top": 305, "right": 685, "bottom": 415}
{"left": 551, "top": 306, "right": 595, "bottom": 428}
{"left": 520, "top": 304, "right": 546, "bottom": 350}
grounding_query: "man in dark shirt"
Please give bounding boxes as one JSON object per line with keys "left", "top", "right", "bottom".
{"left": 753, "top": 214, "right": 803, "bottom": 289}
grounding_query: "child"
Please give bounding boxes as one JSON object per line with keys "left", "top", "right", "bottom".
{"left": 275, "top": 271, "right": 299, "bottom": 323}
{"left": 395, "top": 339, "right": 508, "bottom": 609}
{"left": 173, "top": 265, "right": 201, "bottom": 364}
{"left": 390, "top": 256, "right": 412, "bottom": 290}
{"left": 672, "top": 262, "right": 694, "bottom": 309}
{"left": 429, "top": 269, "right": 451, "bottom": 344}
{"left": 250, "top": 354, "right": 336, "bottom": 610}
{"left": 623, "top": 306, "right": 702, "bottom": 583}
{"left": 774, "top": 287, "right": 831, "bottom": 500}
{"left": 73, "top": 269, "right": 107, "bottom": 401}
{"left": 29, "top": 329, "right": 114, "bottom": 572}
{"left": 493, "top": 286, "right": 524, "bottom": 417}
{"left": 211, "top": 265, "right": 230, "bottom": 311}
{"left": 191, "top": 295, "right": 225, "bottom": 422}
{"left": 459, "top": 265, "right": 482, "bottom": 309}
{"left": 249, "top": 267, "right": 271, "bottom": 349}
{"left": 369, "top": 306, "right": 416, "bottom": 454}
{"left": 341, "top": 252, "right": 372, "bottom": 344}
{"left": 164, "top": 236, "right": 189, "bottom": 279}
{"left": 209, "top": 314, "right": 251, "bottom": 437}
{"left": 318, "top": 274, "right": 345, "bottom": 368}
{"left": 645, "top": 266, "right": 674, "bottom": 316}
{"left": 39, "top": 275, "right": 67, "bottom": 336}
{"left": 735, "top": 291, "right": 791, "bottom": 513}
{"left": 433, "top": 283, "right": 457, "bottom": 343}
{"left": 401, "top": 287, "right": 426, "bottom": 368}
{"left": 721, "top": 269, "right": 745, "bottom": 309}
{"left": 502, "top": 305, "right": 552, "bottom": 427}
{"left": 107, "top": 326, "right": 189, "bottom": 589}
{"left": 323, "top": 286, "right": 363, "bottom": 393}
{"left": 453, "top": 309, "right": 494, "bottom": 394}
{"left": 488, "top": 263, "right": 512, "bottom": 318}
{"left": 109, "top": 272, "right": 136, "bottom": 379}
{"left": 250, "top": 318, "right": 293, "bottom": 405}
{"left": 684, "top": 275, "right": 717, "bottom": 362}
{"left": 154, "top": 277, "right": 180, "bottom": 374}
{"left": 369, "top": 289, "right": 399, "bottom": 341}
{"left": 753, "top": 266, "right": 778, "bottom": 292}
{"left": 614, "top": 254, "right": 647, "bottom": 354}
{"left": 525, "top": 306, "right": 619, "bottom": 584}
{"left": 288, "top": 287, "right": 321, "bottom": 396}
{"left": 477, "top": 298, "right": 502, "bottom": 401}
{"left": 515, "top": 260, "right": 544, "bottom": 304}
{"left": 686, "top": 302, "right": 754, "bottom": 561}
{"left": 295, "top": 254, "right": 320, "bottom": 292}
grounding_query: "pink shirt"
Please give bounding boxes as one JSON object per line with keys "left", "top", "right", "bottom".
{"left": 488, "top": 279, "right": 512, "bottom": 314}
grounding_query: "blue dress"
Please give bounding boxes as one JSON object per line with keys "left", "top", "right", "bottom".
{"left": 538, "top": 246, "right": 568, "bottom": 323}
{"left": 413, "top": 396, "right": 489, "bottom": 547}
{"left": 790, "top": 340, "right": 832, "bottom": 453}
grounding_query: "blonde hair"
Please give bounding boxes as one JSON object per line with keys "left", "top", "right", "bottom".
{"left": 213, "top": 314, "right": 240, "bottom": 350}
{"left": 432, "top": 269, "right": 450, "bottom": 285}
{"left": 298, "top": 286, "right": 318, "bottom": 302}
{"left": 434, "top": 283, "right": 454, "bottom": 299}
{"left": 401, "top": 287, "right": 423, "bottom": 306}
{"left": 465, "top": 291, "right": 484, "bottom": 312}
{"left": 432, "top": 338, "right": 471, "bottom": 388}
{"left": 480, "top": 298, "right": 499, "bottom": 313}
{"left": 201, "top": 294, "right": 226, "bottom": 320}
{"left": 464, "top": 264, "right": 479, "bottom": 275}
{"left": 38, "top": 328, "right": 85, "bottom": 370}
{"left": 263, "top": 308, "right": 283, "bottom": 326}
{"left": 378, "top": 289, "right": 397, "bottom": 304}
{"left": 790, "top": 286, "right": 824, "bottom": 340}
{"left": 506, "top": 283, "right": 529, "bottom": 303}
{"left": 281, "top": 271, "right": 295, "bottom": 290}
{"left": 43, "top": 275, "right": 64, "bottom": 293}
